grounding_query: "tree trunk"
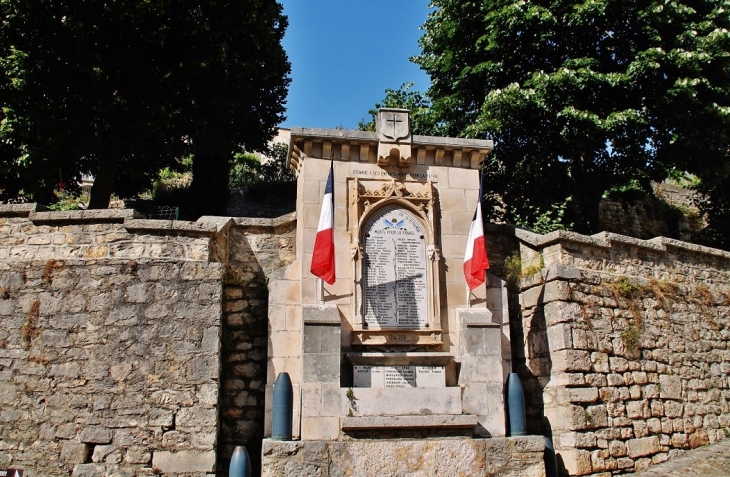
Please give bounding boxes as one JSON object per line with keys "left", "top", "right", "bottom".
{"left": 189, "top": 141, "right": 230, "bottom": 219}
{"left": 87, "top": 136, "right": 120, "bottom": 209}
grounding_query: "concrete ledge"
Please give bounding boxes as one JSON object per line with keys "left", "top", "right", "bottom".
{"left": 0, "top": 203, "right": 48, "bottom": 217}
{"left": 341, "top": 414, "right": 477, "bottom": 430}
{"left": 29, "top": 209, "right": 143, "bottom": 224}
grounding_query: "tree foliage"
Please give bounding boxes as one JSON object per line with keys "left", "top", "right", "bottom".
{"left": 0, "top": 0, "right": 290, "bottom": 215}
{"left": 410, "top": 0, "right": 730, "bottom": 237}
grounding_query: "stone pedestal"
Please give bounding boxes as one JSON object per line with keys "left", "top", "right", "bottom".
{"left": 261, "top": 437, "right": 547, "bottom": 477}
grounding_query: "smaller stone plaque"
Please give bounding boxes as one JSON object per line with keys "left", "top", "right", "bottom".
{"left": 353, "top": 365, "right": 445, "bottom": 388}
{"left": 415, "top": 366, "right": 446, "bottom": 387}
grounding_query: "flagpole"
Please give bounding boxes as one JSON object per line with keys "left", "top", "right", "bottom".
{"left": 317, "top": 277, "right": 324, "bottom": 305}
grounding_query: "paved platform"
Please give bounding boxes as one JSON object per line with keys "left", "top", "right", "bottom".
{"left": 634, "top": 438, "right": 730, "bottom": 477}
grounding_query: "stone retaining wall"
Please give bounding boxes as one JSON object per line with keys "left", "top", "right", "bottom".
{"left": 0, "top": 207, "right": 295, "bottom": 476}
{"left": 513, "top": 229, "right": 730, "bottom": 476}
{"left": 0, "top": 206, "right": 222, "bottom": 476}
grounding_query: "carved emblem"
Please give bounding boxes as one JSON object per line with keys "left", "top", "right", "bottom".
{"left": 378, "top": 110, "right": 410, "bottom": 142}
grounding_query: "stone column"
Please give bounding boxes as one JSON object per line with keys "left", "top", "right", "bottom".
{"left": 457, "top": 307, "right": 508, "bottom": 437}
{"left": 300, "top": 304, "right": 342, "bottom": 440}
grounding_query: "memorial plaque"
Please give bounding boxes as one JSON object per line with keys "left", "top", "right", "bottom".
{"left": 354, "top": 365, "right": 445, "bottom": 388}
{"left": 363, "top": 206, "right": 428, "bottom": 329}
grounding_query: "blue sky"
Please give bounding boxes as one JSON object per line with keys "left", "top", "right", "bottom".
{"left": 278, "top": 1, "right": 432, "bottom": 130}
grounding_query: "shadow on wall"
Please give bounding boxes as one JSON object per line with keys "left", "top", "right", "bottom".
{"left": 509, "top": 285, "right": 553, "bottom": 437}
{"left": 216, "top": 230, "right": 270, "bottom": 476}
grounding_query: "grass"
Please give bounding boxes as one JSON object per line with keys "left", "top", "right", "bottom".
{"left": 621, "top": 325, "right": 641, "bottom": 354}
{"left": 504, "top": 251, "right": 544, "bottom": 286}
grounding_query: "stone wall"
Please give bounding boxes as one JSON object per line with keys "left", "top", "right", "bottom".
{"left": 0, "top": 206, "right": 222, "bottom": 475}
{"left": 598, "top": 183, "right": 701, "bottom": 242}
{"left": 512, "top": 229, "right": 730, "bottom": 476}
{"left": 0, "top": 206, "right": 296, "bottom": 476}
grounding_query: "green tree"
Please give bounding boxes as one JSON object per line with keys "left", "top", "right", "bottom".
{"left": 359, "top": 82, "right": 443, "bottom": 136}
{"left": 412, "top": 0, "right": 730, "bottom": 235}
{"left": 0, "top": 0, "right": 290, "bottom": 215}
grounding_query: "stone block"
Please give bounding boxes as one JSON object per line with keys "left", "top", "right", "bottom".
{"left": 61, "top": 442, "right": 89, "bottom": 464}
{"left": 350, "top": 387, "right": 462, "bottom": 416}
{"left": 303, "top": 352, "right": 339, "bottom": 384}
{"left": 547, "top": 323, "right": 573, "bottom": 351}
{"left": 72, "top": 464, "right": 106, "bottom": 477}
{"left": 301, "top": 383, "right": 322, "bottom": 418}
{"left": 302, "top": 304, "right": 340, "bottom": 325}
{"left": 627, "top": 436, "right": 660, "bottom": 458}
{"left": 79, "top": 427, "right": 112, "bottom": 444}
{"left": 586, "top": 404, "right": 609, "bottom": 428}
{"left": 151, "top": 450, "right": 216, "bottom": 473}
{"left": 660, "top": 375, "right": 682, "bottom": 400}
{"left": 559, "top": 387, "right": 599, "bottom": 404}
{"left": 559, "top": 448, "right": 592, "bottom": 476}
{"left": 301, "top": 417, "right": 340, "bottom": 440}
{"left": 559, "top": 431, "right": 597, "bottom": 448}
{"left": 551, "top": 350, "right": 592, "bottom": 373}
{"left": 459, "top": 354, "right": 504, "bottom": 384}
{"left": 546, "top": 402, "right": 587, "bottom": 431}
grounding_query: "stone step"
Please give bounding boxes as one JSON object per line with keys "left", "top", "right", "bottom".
{"left": 341, "top": 414, "right": 478, "bottom": 430}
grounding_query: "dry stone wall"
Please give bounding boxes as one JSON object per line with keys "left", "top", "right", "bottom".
{"left": 513, "top": 229, "right": 730, "bottom": 476}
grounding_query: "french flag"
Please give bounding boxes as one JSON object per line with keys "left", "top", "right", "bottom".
{"left": 310, "top": 162, "right": 336, "bottom": 285}
{"left": 463, "top": 174, "right": 489, "bottom": 290}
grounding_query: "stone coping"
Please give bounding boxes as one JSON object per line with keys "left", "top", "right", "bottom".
{"left": 124, "top": 219, "right": 217, "bottom": 236}
{"left": 29, "top": 209, "right": 144, "bottom": 223}
{"left": 486, "top": 223, "right": 730, "bottom": 260}
{"left": 345, "top": 352, "right": 453, "bottom": 366}
{"left": 0, "top": 203, "right": 48, "bottom": 216}
{"left": 1, "top": 205, "right": 299, "bottom": 238}
{"left": 197, "top": 212, "right": 296, "bottom": 230}
{"left": 341, "top": 415, "right": 478, "bottom": 430}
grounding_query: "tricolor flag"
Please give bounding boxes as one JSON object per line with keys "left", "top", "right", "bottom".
{"left": 310, "top": 162, "right": 336, "bottom": 284}
{"left": 463, "top": 173, "right": 490, "bottom": 290}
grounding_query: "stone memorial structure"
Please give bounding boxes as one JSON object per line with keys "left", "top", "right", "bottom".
{"left": 261, "top": 109, "right": 544, "bottom": 475}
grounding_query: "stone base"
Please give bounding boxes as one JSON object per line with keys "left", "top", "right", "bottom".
{"left": 261, "top": 437, "right": 546, "bottom": 477}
